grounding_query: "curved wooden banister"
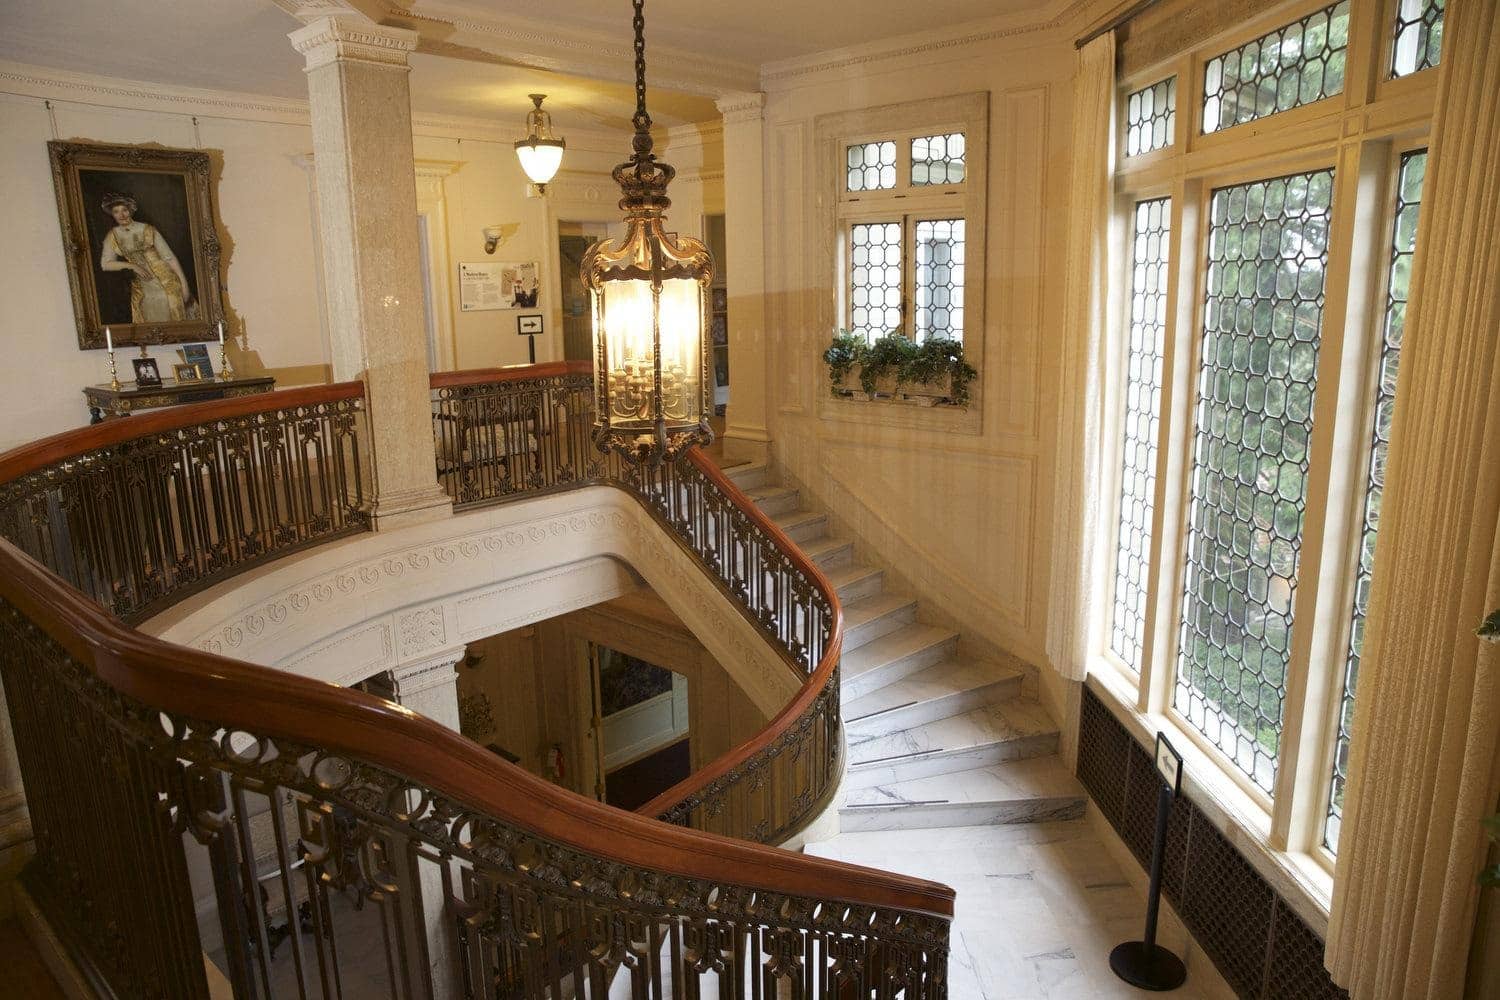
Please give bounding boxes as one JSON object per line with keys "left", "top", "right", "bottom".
{"left": 429, "top": 359, "right": 592, "bottom": 390}
{"left": 0, "top": 537, "right": 952, "bottom": 919}
{"left": 637, "top": 447, "right": 846, "bottom": 820}
{"left": 0, "top": 380, "right": 365, "bottom": 484}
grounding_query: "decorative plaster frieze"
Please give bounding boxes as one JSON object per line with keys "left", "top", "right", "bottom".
{"left": 153, "top": 490, "right": 799, "bottom": 716}
{"left": 389, "top": 646, "right": 465, "bottom": 698}
{"left": 289, "top": 17, "right": 419, "bottom": 71}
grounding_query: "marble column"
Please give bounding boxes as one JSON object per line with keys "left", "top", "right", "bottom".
{"left": 386, "top": 646, "right": 465, "bottom": 999}
{"left": 289, "top": 17, "right": 452, "bottom": 529}
{"left": 716, "top": 92, "right": 772, "bottom": 466}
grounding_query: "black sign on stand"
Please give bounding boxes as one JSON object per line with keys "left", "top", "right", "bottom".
{"left": 1110, "top": 731, "right": 1188, "bottom": 991}
{"left": 517, "top": 314, "right": 544, "bottom": 363}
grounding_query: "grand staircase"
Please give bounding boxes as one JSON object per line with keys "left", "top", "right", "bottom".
{"left": 726, "top": 465, "right": 1086, "bottom": 833}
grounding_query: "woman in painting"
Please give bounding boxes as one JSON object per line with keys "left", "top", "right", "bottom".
{"left": 98, "top": 192, "right": 194, "bottom": 322}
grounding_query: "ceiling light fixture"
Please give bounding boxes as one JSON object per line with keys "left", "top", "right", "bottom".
{"left": 581, "top": 0, "right": 714, "bottom": 466}
{"left": 514, "top": 93, "right": 565, "bottom": 192}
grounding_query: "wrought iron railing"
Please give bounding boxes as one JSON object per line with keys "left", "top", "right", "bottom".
{"left": 431, "top": 362, "right": 598, "bottom": 509}
{"left": 0, "top": 367, "right": 952, "bottom": 998}
{"left": 429, "top": 367, "right": 843, "bottom": 844}
{"left": 0, "top": 383, "right": 368, "bottom": 624}
{"left": 0, "top": 540, "right": 951, "bottom": 1000}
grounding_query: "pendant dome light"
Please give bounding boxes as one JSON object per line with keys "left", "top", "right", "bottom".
{"left": 514, "top": 93, "right": 566, "bottom": 191}
{"left": 581, "top": 0, "right": 715, "bottom": 466}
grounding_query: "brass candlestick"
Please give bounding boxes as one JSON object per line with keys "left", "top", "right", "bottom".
{"left": 219, "top": 336, "right": 235, "bottom": 381}
{"left": 107, "top": 349, "right": 121, "bottom": 390}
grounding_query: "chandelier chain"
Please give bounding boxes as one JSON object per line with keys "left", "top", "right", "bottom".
{"left": 632, "top": 0, "right": 650, "bottom": 135}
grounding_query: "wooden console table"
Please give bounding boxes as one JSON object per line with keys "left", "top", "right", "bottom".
{"left": 84, "top": 375, "right": 277, "bottom": 423}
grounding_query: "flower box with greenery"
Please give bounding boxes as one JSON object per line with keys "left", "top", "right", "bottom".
{"left": 823, "top": 331, "right": 977, "bottom": 407}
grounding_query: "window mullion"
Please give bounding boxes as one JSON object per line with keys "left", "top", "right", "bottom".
{"left": 1144, "top": 178, "right": 1201, "bottom": 718}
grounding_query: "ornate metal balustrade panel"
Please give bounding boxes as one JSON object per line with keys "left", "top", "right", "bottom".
{"left": 432, "top": 372, "right": 600, "bottom": 509}
{"left": 0, "top": 601, "right": 943, "bottom": 1000}
{"left": 0, "top": 395, "right": 368, "bottom": 624}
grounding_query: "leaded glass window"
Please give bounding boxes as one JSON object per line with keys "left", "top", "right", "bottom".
{"left": 1325, "top": 150, "right": 1426, "bottom": 851}
{"left": 914, "top": 219, "right": 965, "bottom": 342}
{"left": 1202, "top": 1, "right": 1350, "bottom": 134}
{"left": 1392, "top": 0, "right": 1444, "bottom": 77}
{"left": 1176, "top": 169, "right": 1335, "bottom": 794}
{"left": 1126, "top": 77, "right": 1177, "bottom": 157}
{"left": 849, "top": 222, "right": 903, "bottom": 339}
{"left": 911, "top": 133, "right": 966, "bottom": 186}
{"left": 1110, "top": 199, "right": 1172, "bottom": 670}
{"left": 847, "top": 141, "right": 897, "bottom": 192}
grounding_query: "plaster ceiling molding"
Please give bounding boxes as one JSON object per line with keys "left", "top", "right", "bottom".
{"left": 716, "top": 92, "right": 766, "bottom": 126}
{"left": 0, "top": 61, "right": 311, "bottom": 126}
{"left": 758, "top": 0, "right": 1090, "bottom": 86}
{"left": 289, "top": 16, "right": 420, "bottom": 71}
{"left": 268, "top": 0, "right": 366, "bottom": 24}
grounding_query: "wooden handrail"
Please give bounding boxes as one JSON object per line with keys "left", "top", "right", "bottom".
{"left": 0, "top": 380, "right": 365, "bottom": 484}
{"left": 429, "top": 360, "right": 592, "bottom": 390}
{"left": 636, "top": 447, "right": 847, "bottom": 819}
{"left": 0, "top": 537, "right": 951, "bottom": 919}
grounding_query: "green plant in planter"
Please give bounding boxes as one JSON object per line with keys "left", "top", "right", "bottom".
{"left": 823, "top": 330, "right": 867, "bottom": 395}
{"left": 905, "top": 336, "right": 979, "bottom": 406}
{"left": 859, "top": 332, "right": 919, "bottom": 395}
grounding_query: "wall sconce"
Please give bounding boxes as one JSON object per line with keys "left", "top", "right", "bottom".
{"left": 483, "top": 223, "right": 518, "bottom": 255}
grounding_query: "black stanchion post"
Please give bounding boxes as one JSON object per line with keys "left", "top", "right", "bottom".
{"left": 1110, "top": 732, "right": 1188, "bottom": 991}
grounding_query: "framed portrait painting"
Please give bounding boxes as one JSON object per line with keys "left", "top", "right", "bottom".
{"left": 48, "top": 141, "right": 225, "bottom": 350}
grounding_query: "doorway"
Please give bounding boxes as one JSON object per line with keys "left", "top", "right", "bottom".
{"left": 585, "top": 643, "right": 690, "bottom": 810}
{"left": 556, "top": 221, "right": 619, "bottom": 362}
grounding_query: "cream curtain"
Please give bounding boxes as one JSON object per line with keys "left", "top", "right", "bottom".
{"left": 1046, "top": 32, "right": 1115, "bottom": 682}
{"left": 1326, "top": 3, "right": 1500, "bottom": 996}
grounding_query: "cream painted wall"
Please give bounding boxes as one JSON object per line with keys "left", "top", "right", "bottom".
{"left": 0, "top": 64, "right": 729, "bottom": 451}
{"left": 756, "top": 25, "right": 1079, "bottom": 719}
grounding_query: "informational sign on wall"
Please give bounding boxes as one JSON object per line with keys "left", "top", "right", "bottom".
{"left": 458, "top": 261, "right": 541, "bottom": 312}
{"left": 458, "top": 262, "right": 506, "bottom": 312}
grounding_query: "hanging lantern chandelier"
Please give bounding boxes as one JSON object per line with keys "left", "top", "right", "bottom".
{"left": 581, "top": 0, "right": 714, "bottom": 466}
{"left": 514, "top": 93, "right": 566, "bottom": 191}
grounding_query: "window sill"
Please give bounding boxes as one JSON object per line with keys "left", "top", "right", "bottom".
{"left": 816, "top": 389, "right": 982, "bottom": 435}
{"left": 1084, "top": 663, "right": 1334, "bottom": 938}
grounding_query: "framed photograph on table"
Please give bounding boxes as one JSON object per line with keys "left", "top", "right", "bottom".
{"left": 132, "top": 357, "right": 163, "bottom": 388}
{"left": 48, "top": 141, "right": 225, "bottom": 351}
{"left": 173, "top": 363, "right": 201, "bottom": 383}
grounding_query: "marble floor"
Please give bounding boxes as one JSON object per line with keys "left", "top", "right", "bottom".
{"left": 805, "top": 820, "right": 1210, "bottom": 1000}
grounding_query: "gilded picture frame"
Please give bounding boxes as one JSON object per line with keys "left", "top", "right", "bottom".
{"left": 48, "top": 140, "right": 225, "bottom": 350}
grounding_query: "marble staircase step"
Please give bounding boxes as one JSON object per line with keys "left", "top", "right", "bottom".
{"left": 770, "top": 508, "right": 828, "bottom": 544}
{"left": 743, "top": 484, "right": 800, "bottom": 517}
{"left": 724, "top": 464, "right": 772, "bottom": 491}
{"left": 841, "top": 593, "right": 918, "bottom": 651}
{"left": 800, "top": 535, "right": 855, "bottom": 571}
{"left": 840, "top": 625, "right": 960, "bottom": 701}
{"left": 824, "top": 562, "right": 884, "bottom": 603}
{"left": 844, "top": 697, "right": 1059, "bottom": 790}
{"left": 843, "top": 658, "right": 1024, "bottom": 732}
{"left": 839, "top": 756, "right": 1086, "bottom": 831}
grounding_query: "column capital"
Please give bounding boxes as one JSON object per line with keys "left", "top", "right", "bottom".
{"left": 389, "top": 645, "right": 466, "bottom": 700}
{"left": 289, "top": 16, "right": 418, "bottom": 72}
{"left": 716, "top": 91, "right": 766, "bottom": 125}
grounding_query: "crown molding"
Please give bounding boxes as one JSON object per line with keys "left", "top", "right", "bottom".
{"left": 716, "top": 91, "right": 766, "bottom": 125}
{"left": 759, "top": 0, "right": 1090, "bottom": 86}
{"left": 0, "top": 60, "right": 636, "bottom": 149}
